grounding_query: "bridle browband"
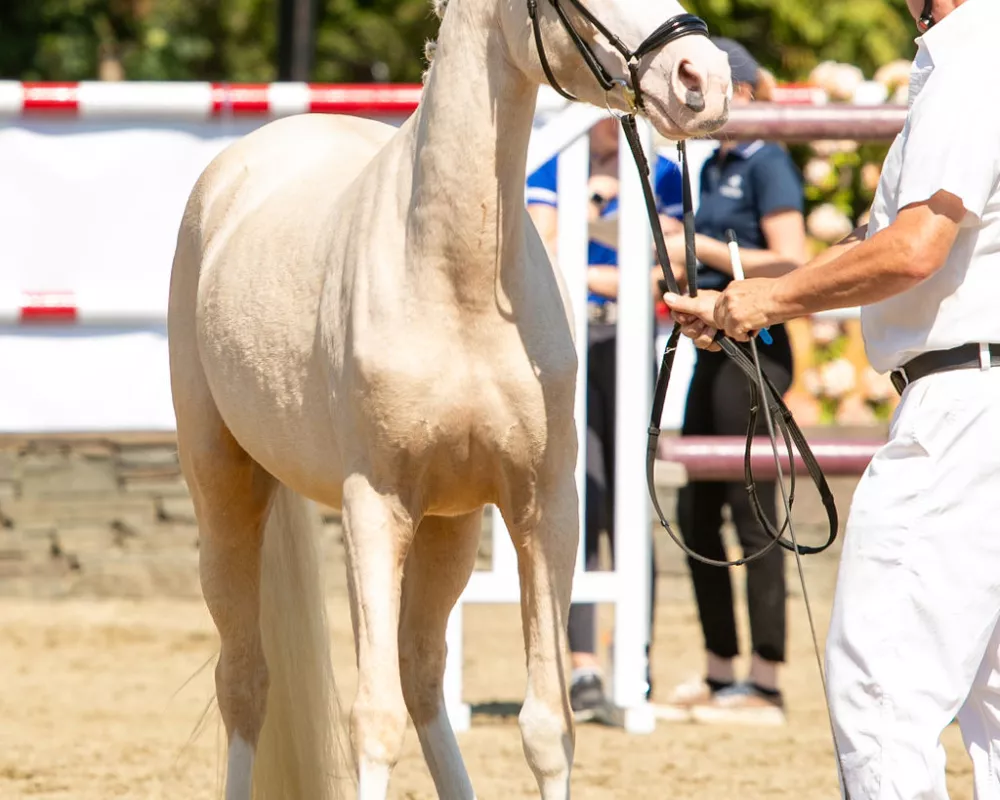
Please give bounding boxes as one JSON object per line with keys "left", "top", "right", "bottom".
{"left": 528, "top": 3, "right": 847, "bottom": 787}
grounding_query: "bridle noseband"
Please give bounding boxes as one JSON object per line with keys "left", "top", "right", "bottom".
{"left": 527, "top": 0, "right": 709, "bottom": 114}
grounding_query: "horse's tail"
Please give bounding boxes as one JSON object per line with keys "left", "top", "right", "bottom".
{"left": 254, "top": 483, "right": 349, "bottom": 799}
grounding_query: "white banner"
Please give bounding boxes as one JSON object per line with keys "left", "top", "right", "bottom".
{"left": 0, "top": 109, "right": 706, "bottom": 433}
{"left": 0, "top": 119, "right": 267, "bottom": 431}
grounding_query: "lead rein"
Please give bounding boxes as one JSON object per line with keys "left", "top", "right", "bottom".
{"left": 617, "top": 111, "right": 839, "bottom": 568}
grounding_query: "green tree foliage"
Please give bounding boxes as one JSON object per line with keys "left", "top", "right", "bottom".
{"left": 0, "top": 0, "right": 918, "bottom": 84}
{"left": 314, "top": 0, "right": 440, "bottom": 83}
{"left": 0, "top": 0, "right": 274, "bottom": 81}
{"left": 0, "top": 0, "right": 437, "bottom": 82}
{"left": 685, "top": 0, "right": 918, "bottom": 80}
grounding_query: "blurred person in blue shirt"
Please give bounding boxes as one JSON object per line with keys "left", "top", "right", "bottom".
{"left": 658, "top": 38, "right": 807, "bottom": 726}
{"left": 526, "top": 116, "right": 683, "bottom": 721}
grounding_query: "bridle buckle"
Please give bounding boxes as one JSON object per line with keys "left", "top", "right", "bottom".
{"left": 607, "top": 78, "right": 638, "bottom": 114}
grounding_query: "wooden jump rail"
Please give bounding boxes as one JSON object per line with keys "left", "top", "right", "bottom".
{"left": 657, "top": 436, "right": 885, "bottom": 482}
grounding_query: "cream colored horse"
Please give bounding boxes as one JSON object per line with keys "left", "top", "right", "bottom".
{"left": 167, "top": 0, "right": 731, "bottom": 798}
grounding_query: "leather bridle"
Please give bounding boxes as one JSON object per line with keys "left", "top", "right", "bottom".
{"left": 526, "top": 0, "right": 709, "bottom": 114}
{"left": 527, "top": 0, "right": 839, "bottom": 569}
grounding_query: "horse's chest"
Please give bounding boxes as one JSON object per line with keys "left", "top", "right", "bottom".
{"left": 347, "top": 338, "right": 573, "bottom": 480}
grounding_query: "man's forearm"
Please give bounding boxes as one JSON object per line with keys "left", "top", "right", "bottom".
{"left": 769, "top": 224, "right": 928, "bottom": 321}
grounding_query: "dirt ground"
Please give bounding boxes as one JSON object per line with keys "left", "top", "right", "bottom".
{"left": 0, "top": 484, "right": 975, "bottom": 799}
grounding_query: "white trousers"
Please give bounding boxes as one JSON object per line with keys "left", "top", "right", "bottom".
{"left": 826, "top": 366, "right": 1000, "bottom": 800}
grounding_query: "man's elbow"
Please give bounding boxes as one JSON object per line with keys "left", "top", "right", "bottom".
{"left": 905, "top": 247, "right": 950, "bottom": 282}
{"left": 892, "top": 197, "right": 964, "bottom": 281}
{"left": 894, "top": 235, "right": 950, "bottom": 282}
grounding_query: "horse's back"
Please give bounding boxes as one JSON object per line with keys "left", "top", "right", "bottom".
{"left": 169, "top": 113, "right": 398, "bottom": 502}
{"left": 191, "top": 113, "right": 396, "bottom": 259}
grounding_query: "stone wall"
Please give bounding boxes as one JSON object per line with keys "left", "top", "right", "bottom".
{"left": 0, "top": 431, "right": 865, "bottom": 599}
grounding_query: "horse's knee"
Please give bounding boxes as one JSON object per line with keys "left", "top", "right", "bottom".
{"left": 351, "top": 695, "right": 409, "bottom": 768}
{"left": 518, "top": 692, "right": 573, "bottom": 785}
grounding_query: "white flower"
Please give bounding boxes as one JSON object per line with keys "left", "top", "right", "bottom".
{"left": 811, "top": 139, "right": 859, "bottom": 157}
{"left": 807, "top": 204, "right": 855, "bottom": 244}
{"left": 803, "top": 158, "right": 835, "bottom": 189}
{"left": 860, "top": 163, "right": 882, "bottom": 193}
{"left": 819, "top": 358, "right": 857, "bottom": 399}
{"left": 810, "top": 61, "right": 865, "bottom": 102}
{"left": 874, "top": 59, "right": 912, "bottom": 92}
{"left": 811, "top": 318, "right": 842, "bottom": 347}
{"left": 862, "top": 366, "right": 896, "bottom": 403}
{"left": 802, "top": 368, "right": 823, "bottom": 398}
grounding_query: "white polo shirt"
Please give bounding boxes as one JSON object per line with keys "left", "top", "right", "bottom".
{"left": 861, "top": 0, "right": 1000, "bottom": 374}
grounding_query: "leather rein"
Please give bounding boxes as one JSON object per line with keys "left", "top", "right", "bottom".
{"left": 526, "top": 0, "right": 840, "bottom": 568}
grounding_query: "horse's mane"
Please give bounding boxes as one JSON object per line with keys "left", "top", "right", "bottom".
{"left": 423, "top": 0, "right": 450, "bottom": 84}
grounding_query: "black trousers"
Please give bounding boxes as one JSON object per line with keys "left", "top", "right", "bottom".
{"left": 677, "top": 326, "right": 793, "bottom": 664}
{"left": 567, "top": 329, "right": 656, "bottom": 655}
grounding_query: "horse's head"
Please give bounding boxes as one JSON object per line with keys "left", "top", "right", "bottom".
{"left": 502, "top": 0, "right": 733, "bottom": 139}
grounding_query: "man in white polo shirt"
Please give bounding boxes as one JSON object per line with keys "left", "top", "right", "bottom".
{"left": 663, "top": 0, "right": 1000, "bottom": 796}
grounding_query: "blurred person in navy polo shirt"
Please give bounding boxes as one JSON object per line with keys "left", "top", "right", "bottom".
{"left": 658, "top": 38, "right": 807, "bottom": 726}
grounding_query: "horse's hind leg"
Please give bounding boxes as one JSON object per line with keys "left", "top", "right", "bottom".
{"left": 178, "top": 412, "right": 275, "bottom": 799}
{"left": 398, "top": 512, "right": 482, "bottom": 799}
{"left": 505, "top": 472, "right": 579, "bottom": 800}
{"left": 340, "top": 473, "right": 415, "bottom": 798}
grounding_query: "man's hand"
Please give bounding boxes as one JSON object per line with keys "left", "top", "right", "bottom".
{"left": 663, "top": 290, "right": 722, "bottom": 350}
{"left": 673, "top": 311, "right": 721, "bottom": 351}
{"left": 664, "top": 279, "right": 778, "bottom": 342}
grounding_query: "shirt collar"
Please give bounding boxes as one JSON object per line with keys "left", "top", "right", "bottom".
{"left": 916, "top": 0, "right": 996, "bottom": 65}
{"left": 713, "top": 140, "right": 765, "bottom": 160}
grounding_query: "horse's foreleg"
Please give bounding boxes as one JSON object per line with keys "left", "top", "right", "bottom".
{"left": 507, "top": 473, "right": 579, "bottom": 800}
{"left": 341, "top": 473, "right": 414, "bottom": 799}
{"left": 398, "top": 511, "right": 482, "bottom": 799}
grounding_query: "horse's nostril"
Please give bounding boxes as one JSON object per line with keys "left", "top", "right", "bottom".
{"left": 676, "top": 60, "right": 707, "bottom": 112}
{"left": 685, "top": 91, "right": 706, "bottom": 113}
{"left": 677, "top": 60, "right": 703, "bottom": 92}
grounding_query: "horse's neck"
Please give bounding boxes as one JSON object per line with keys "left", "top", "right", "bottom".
{"left": 404, "top": 3, "right": 540, "bottom": 311}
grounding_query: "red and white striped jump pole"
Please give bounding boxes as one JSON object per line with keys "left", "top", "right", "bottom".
{"left": 0, "top": 292, "right": 164, "bottom": 328}
{"left": 0, "top": 80, "right": 907, "bottom": 140}
{"left": 0, "top": 81, "right": 427, "bottom": 120}
{"left": 658, "top": 435, "right": 883, "bottom": 481}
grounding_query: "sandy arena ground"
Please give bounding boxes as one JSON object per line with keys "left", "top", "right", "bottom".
{"left": 0, "top": 494, "right": 974, "bottom": 799}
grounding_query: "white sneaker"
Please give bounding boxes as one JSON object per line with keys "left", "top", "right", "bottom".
{"left": 649, "top": 676, "right": 716, "bottom": 722}
{"left": 689, "top": 682, "right": 787, "bottom": 727}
